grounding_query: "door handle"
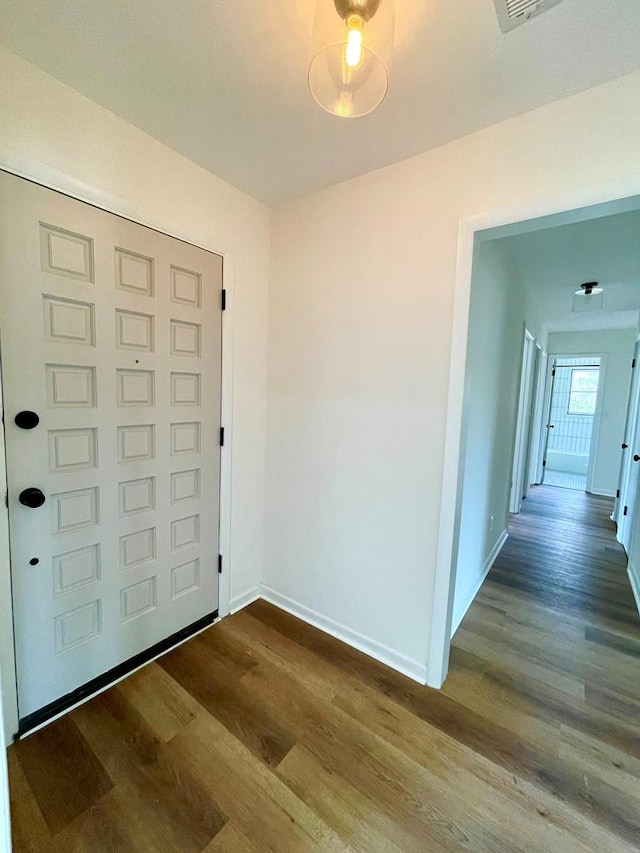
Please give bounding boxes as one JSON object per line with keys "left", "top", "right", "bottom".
{"left": 547, "top": 424, "right": 555, "bottom": 429}
{"left": 19, "top": 488, "right": 46, "bottom": 508}
{"left": 14, "top": 410, "right": 40, "bottom": 430}
{"left": 634, "top": 455, "right": 640, "bottom": 462}
{"left": 622, "top": 443, "right": 629, "bottom": 449}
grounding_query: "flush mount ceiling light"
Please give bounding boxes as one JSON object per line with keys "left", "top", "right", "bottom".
{"left": 575, "top": 281, "right": 604, "bottom": 296}
{"left": 309, "top": 0, "right": 395, "bottom": 118}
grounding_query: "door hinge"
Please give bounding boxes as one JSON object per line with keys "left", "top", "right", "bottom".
{"left": 219, "top": 427, "right": 225, "bottom": 447}
{"left": 542, "top": 460, "right": 546, "bottom": 467}
{"left": 616, "top": 489, "right": 620, "bottom": 498}
{"left": 221, "top": 289, "right": 226, "bottom": 311}
{"left": 623, "top": 506, "right": 628, "bottom": 516}
{"left": 218, "top": 554, "right": 222, "bottom": 574}
{"left": 551, "top": 368, "right": 556, "bottom": 377}
{"left": 4, "top": 492, "right": 7, "bottom": 509}
{"left": 632, "top": 358, "right": 636, "bottom": 369}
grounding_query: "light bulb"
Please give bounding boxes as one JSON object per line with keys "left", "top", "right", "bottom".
{"left": 308, "top": 0, "right": 395, "bottom": 118}
{"left": 336, "top": 91, "right": 354, "bottom": 117}
{"left": 344, "top": 15, "right": 363, "bottom": 69}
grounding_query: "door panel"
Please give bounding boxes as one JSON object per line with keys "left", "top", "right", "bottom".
{"left": 0, "top": 172, "right": 222, "bottom": 723}
{"left": 510, "top": 332, "right": 536, "bottom": 514}
{"left": 617, "top": 341, "right": 640, "bottom": 549}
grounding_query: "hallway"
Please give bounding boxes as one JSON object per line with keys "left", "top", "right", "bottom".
{"left": 472, "top": 484, "right": 636, "bottom": 623}
{"left": 447, "top": 484, "right": 640, "bottom": 845}
{"left": 7, "top": 487, "right": 640, "bottom": 851}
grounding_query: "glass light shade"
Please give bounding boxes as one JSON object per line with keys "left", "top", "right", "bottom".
{"left": 574, "top": 288, "right": 604, "bottom": 296}
{"left": 574, "top": 283, "right": 603, "bottom": 296}
{"left": 309, "top": 0, "right": 395, "bottom": 118}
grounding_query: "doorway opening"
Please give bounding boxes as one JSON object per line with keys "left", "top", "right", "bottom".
{"left": 543, "top": 357, "right": 601, "bottom": 491}
{"left": 431, "top": 189, "right": 640, "bottom": 689}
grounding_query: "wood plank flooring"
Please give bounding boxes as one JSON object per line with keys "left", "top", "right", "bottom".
{"left": 8, "top": 485, "right": 640, "bottom": 851}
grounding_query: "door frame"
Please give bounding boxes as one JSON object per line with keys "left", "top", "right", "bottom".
{"left": 526, "top": 342, "right": 549, "bottom": 495}
{"left": 0, "top": 162, "right": 236, "bottom": 738}
{"left": 428, "top": 174, "right": 640, "bottom": 689}
{"left": 538, "top": 356, "right": 557, "bottom": 484}
{"left": 540, "top": 353, "right": 606, "bottom": 492}
{"left": 528, "top": 344, "right": 548, "bottom": 488}
{"left": 509, "top": 328, "right": 536, "bottom": 514}
{"left": 584, "top": 356, "right": 605, "bottom": 494}
{"left": 522, "top": 342, "right": 542, "bottom": 501}
{"left": 0, "top": 348, "right": 17, "bottom": 742}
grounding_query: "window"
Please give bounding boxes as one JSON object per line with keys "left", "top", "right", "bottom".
{"left": 568, "top": 368, "right": 599, "bottom": 415}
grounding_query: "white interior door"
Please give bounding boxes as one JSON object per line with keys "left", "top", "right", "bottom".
{"left": 616, "top": 341, "right": 640, "bottom": 549}
{"left": 624, "top": 450, "right": 640, "bottom": 555}
{"left": 509, "top": 331, "right": 536, "bottom": 514}
{"left": 621, "top": 380, "right": 640, "bottom": 554}
{"left": 627, "top": 466, "right": 640, "bottom": 611}
{"left": 538, "top": 358, "right": 557, "bottom": 483}
{"left": 528, "top": 348, "right": 548, "bottom": 486}
{"left": 524, "top": 342, "right": 543, "bottom": 494}
{"left": 521, "top": 341, "right": 539, "bottom": 500}
{"left": 0, "top": 172, "right": 222, "bottom": 730}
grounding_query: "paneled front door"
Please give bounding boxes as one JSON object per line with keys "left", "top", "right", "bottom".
{"left": 0, "top": 171, "right": 223, "bottom": 730}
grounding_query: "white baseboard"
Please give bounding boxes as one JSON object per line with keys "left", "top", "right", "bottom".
{"left": 229, "top": 586, "right": 261, "bottom": 614}
{"left": 451, "top": 528, "right": 508, "bottom": 638}
{"left": 628, "top": 561, "right": 640, "bottom": 617}
{"left": 589, "top": 487, "right": 616, "bottom": 498}
{"left": 260, "top": 584, "right": 428, "bottom": 685}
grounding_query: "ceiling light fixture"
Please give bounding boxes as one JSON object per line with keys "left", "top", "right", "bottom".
{"left": 309, "top": 0, "right": 395, "bottom": 118}
{"left": 575, "top": 281, "right": 604, "bottom": 296}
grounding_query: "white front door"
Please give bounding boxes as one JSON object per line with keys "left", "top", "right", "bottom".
{"left": 0, "top": 172, "right": 223, "bottom": 730}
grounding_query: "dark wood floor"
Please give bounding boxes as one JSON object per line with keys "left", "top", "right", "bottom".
{"left": 8, "top": 485, "right": 640, "bottom": 851}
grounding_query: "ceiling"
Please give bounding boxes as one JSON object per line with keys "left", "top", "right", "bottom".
{"left": 3, "top": 0, "right": 640, "bottom": 205}
{"left": 497, "top": 207, "right": 640, "bottom": 334}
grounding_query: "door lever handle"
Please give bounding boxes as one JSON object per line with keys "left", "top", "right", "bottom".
{"left": 634, "top": 455, "right": 640, "bottom": 462}
{"left": 622, "top": 443, "right": 629, "bottom": 449}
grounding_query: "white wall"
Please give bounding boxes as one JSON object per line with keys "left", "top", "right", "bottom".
{"left": 450, "top": 240, "right": 521, "bottom": 634}
{"left": 0, "top": 48, "right": 271, "bottom": 654}
{"left": 547, "top": 329, "right": 636, "bottom": 495}
{"left": 268, "top": 69, "right": 640, "bottom": 680}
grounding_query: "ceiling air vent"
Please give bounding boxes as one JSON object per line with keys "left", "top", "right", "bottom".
{"left": 494, "top": 0, "right": 564, "bottom": 32}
